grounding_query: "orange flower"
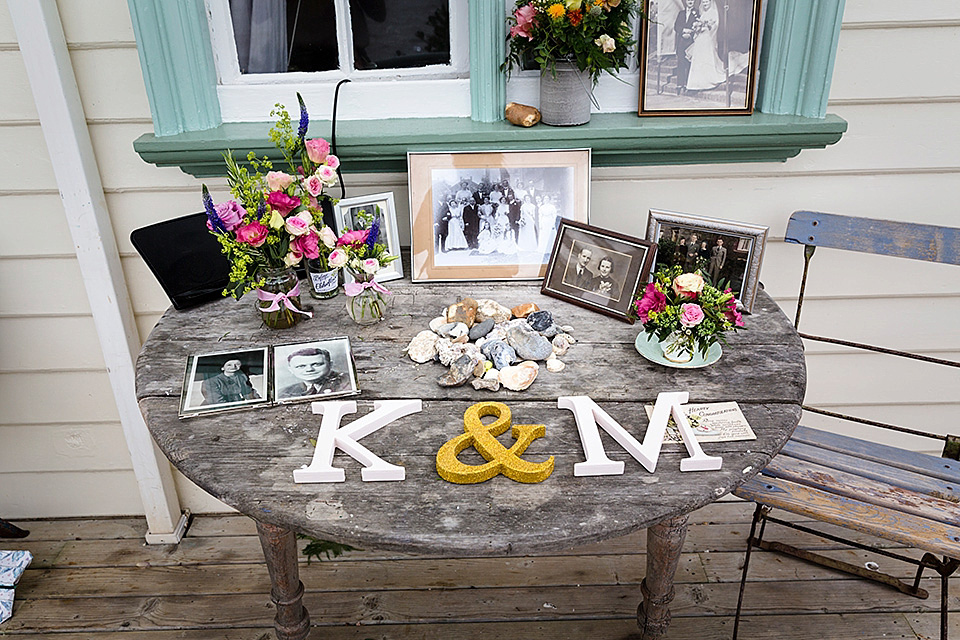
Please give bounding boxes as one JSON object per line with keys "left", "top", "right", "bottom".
{"left": 547, "top": 3, "right": 566, "bottom": 19}
{"left": 568, "top": 9, "right": 583, "bottom": 26}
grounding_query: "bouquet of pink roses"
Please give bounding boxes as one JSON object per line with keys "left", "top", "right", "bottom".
{"left": 201, "top": 93, "right": 340, "bottom": 300}
{"left": 634, "top": 265, "right": 744, "bottom": 360}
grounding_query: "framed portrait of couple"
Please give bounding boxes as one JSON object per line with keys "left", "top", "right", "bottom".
{"left": 638, "top": 0, "right": 763, "bottom": 116}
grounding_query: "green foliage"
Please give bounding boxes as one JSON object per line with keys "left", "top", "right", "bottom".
{"left": 296, "top": 534, "right": 359, "bottom": 563}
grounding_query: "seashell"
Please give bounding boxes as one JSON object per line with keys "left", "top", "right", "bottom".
{"left": 499, "top": 363, "right": 539, "bottom": 391}
{"left": 429, "top": 316, "right": 448, "bottom": 334}
{"left": 552, "top": 334, "right": 571, "bottom": 356}
{"left": 546, "top": 357, "right": 565, "bottom": 373}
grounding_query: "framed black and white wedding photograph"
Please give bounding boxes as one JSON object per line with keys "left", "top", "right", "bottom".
{"left": 272, "top": 337, "right": 360, "bottom": 404}
{"left": 179, "top": 347, "right": 270, "bottom": 418}
{"left": 638, "top": 0, "right": 762, "bottom": 115}
{"left": 542, "top": 220, "right": 656, "bottom": 322}
{"left": 333, "top": 192, "right": 403, "bottom": 282}
{"left": 408, "top": 149, "right": 591, "bottom": 281}
{"left": 646, "top": 209, "right": 768, "bottom": 312}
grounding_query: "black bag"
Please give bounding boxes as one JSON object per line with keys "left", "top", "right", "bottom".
{"left": 130, "top": 213, "right": 231, "bottom": 310}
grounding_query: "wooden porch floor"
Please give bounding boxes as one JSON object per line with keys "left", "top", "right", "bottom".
{"left": 1, "top": 501, "right": 957, "bottom": 639}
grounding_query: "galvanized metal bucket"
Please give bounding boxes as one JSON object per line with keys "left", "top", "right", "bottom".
{"left": 539, "top": 61, "right": 596, "bottom": 126}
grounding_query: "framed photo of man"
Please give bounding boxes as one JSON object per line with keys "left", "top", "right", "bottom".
{"left": 646, "top": 209, "right": 768, "bottom": 312}
{"left": 638, "top": 0, "right": 762, "bottom": 116}
{"left": 333, "top": 192, "right": 403, "bottom": 283}
{"left": 541, "top": 220, "right": 656, "bottom": 323}
{"left": 179, "top": 347, "right": 270, "bottom": 418}
{"left": 273, "top": 338, "right": 360, "bottom": 404}
{"left": 408, "top": 149, "right": 591, "bottom": 281}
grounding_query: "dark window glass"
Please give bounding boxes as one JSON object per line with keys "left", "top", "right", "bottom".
{"left": 356, "top": 0, "right": 450, "bottom": 70}
{"left": 287, "top": 0, "right": 339, "bottom": 73}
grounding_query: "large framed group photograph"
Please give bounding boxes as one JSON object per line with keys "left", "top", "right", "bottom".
{"left": 646, "top": 209, "right": 768, "bottom": 312}
{"left": 541, "top": 220, "right": 657, "bottom": 323}
{"left": 638, "top": 0, "right": 762, "bottom": 116}
{"left": 408, "top": 149, "right": 591, "bottom": 282}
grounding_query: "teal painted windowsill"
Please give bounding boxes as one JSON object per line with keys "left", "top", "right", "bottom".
{"left": 133, "top": 112, "right": 848, "bottom": 177}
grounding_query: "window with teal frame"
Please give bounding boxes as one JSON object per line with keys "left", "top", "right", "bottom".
{"left": 127, "top": 0, "right": 848, "bottom": 176}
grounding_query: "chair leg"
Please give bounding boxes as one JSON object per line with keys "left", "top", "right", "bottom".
{"left": 732, "top": 504, "right": 766, "bottom": 640}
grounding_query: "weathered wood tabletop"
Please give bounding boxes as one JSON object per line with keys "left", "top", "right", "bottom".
{"left": 136, "top": 277, "right": 805, "bottom": 640}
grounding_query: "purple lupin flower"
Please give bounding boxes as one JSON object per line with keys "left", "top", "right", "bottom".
{"left": 256, "top": 197, "right": 266, "bottom": 222}
{"left": 366, "top": 215, "right": 381, "bottom": 253}
{"left": 296, "top": 92, "right": 308, "bottom": 141}
{"left": 202, "top": 184, "right": 226, "bottom": 233}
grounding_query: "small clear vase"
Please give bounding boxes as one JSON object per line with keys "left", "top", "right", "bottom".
{"left": 304, "top": 258, "right": 340, "bottom": 300}
{"left": 660, "top": 330, "right": 696, "bottom": 364}
{"left": 256, "top": 266, "right": 305, "bottom": 330}
{"left": 345, "top": 269, "right": 388, "bottom": 326}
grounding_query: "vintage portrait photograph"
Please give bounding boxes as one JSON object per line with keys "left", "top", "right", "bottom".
{"left": 333, "top": 192, "right": 403, "bottom": 282}
{"left": 639, "top": 0, "right": 762, "bottom": 115}
{"left": 409, "top": 150, "right": 591, "bottom": 281}
{"left": 542, "top": 220, "right": 656, "bottom": 322}
{"left": 646, "top": 209, "right": 768, "bottom": 312}
{"left": 179, "top": 347, "right": 270, "bottom": 417}
{"left": 272, "top": 338, "right": 360, "bottom": 404}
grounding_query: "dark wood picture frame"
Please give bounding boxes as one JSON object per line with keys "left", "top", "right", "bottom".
{"left": 638, "top": 0, "right": 763, "bottom": 116}
{"left": 541, "top": 219, "right": 656, "bottom": 323}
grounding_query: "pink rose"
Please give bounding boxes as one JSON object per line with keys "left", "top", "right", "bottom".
{"left": 673, "top": 272, "right": 705, "bottom": 299}
{"left": 319, "top": 226, "right": 337, "bottom": 249}
{"left": 265, "top": 171, "right": 294, "bottom": 191}
{"left": 361, "top": 258, "right": 380, "bottom": 275}
{"left": 212, "top": 200, "right": 245, "bottom": 231}
{"left": 328, "top": 248, "right": 348, "bottom": 268}
{"left": 285, "top": 212, "right": 312, "bottom": 236}
{"left": 510, "top": 4, "right": 536, "bottom": 39}
{"left": 284, "top": 249, "right": 303, "bottom": 267}
{"left": 266, "top": 190, "right": 300, "bottom": 216}
{"left": 634, "top": 283, "right": 667, "bottom": 324}
{"left": 679, "top": 303, "right": 705, "bottom": 328}
{"left": 302, "top": 174, "right": 324, "bottom": 197}
{"left": 235, "top": 220, "right": 268, "bottom": 247}
{"left": 292, "top": 231, "right": 321, "bottom": 260}
{"left": 337, "top": 229, "right": 370, "bottom": 247}
{"left": 316, "top": 165, "right": 337, "bottom": 186}
{"left": 305, "top": 138, "right": 330, "bottom": 164}
{"left": 324, "top": 154, "right": 340, "bottom": 170}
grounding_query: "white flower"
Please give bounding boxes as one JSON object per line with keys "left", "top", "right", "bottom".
{"left": 328, "top": 249, "right": 348, "bottom": 269}
{"left": 595, "top": 34, "right": 616, "bottom": 53}
{"left": 361, "top": 258, "right": 381, "bottom": 275}
{"left": 319, "top": 226, "right": 337, "bottom": 249}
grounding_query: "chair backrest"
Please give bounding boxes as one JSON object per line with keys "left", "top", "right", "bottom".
{"left": 784, "top": 211, "right": 960, "bottom": 457}
{"left": 130, "top": 213, "right": 231, "bottom": 311}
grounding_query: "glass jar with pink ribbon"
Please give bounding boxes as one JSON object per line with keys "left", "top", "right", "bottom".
{"left": 256, "top": 266, "right": 312, "bottom": 329}
{"left": 344, "top": 268, "right": 390, "bottom": 325}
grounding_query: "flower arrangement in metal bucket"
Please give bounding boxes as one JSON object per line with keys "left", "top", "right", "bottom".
{"left": 504, "top": 0, "right": 639, "bottom": 84}
{"left": 634, "top": 265, "right": 745, "bottom": 361}
{"left": 200, "top": 94, "right": 341, "bottom": 327}
{"left": 328, "top": 207, "right": 399, "bottom": 324}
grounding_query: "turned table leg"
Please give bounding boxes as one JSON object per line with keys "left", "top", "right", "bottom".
{"left": 256, "top": 521, "right": 311, "bottom": 640}
{"left": 637, "top": 514, "right": 689, "bottom": 639}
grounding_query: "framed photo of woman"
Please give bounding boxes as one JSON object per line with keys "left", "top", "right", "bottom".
{"left": 638, "top": 0, "right": 763, "bottom": 116}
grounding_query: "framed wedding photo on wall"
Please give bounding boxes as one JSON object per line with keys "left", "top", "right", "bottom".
{"left": 541, "top": 220, "right": 656, "bottom": 323}
{"left": 333, "top": 192, "right": 403, "bottom": 282}
{"left": 646, "top": 209, "right": 768, "bottom": 312}
{"left": 408, "top": 149, "right": 591, "bottom": 282}
{"left": 638, "top": 0, "right": 762, "bottom": 116}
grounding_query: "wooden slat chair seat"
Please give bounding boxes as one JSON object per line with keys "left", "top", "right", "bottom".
{"left": 732, "top": 211, "right": 960, "bottom": 640}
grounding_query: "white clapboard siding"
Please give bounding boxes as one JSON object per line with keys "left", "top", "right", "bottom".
{"left": 70, "top": 48, "right": 152, "bottom": 121}
{"left": 0, "top": 50, "right": 39, "bottom": 122}
{"left": 0, "top": 470, "right": 144, "bottom": 518}
{"left": 0, "top": 193, "right": 75, "bottom": 255}
{"left": 805, "top": 351, "right": 960, "bottom": 405}
{"left": 0, "top": 371, "right": 119, "bottom": 425}
{"left": 0, "top": 125, "right": 57, "bottom": 191}
{"left": 0, "top": 316, "right": 106, "bottom": 370}
{"left": 844, "top": 0, "right": 960, "bottom": 23}
{"left": 0, "top": 257, "right": 91, "bottom": 315}
{"left": 0, "top": 423, "right": 131, "bottom": 472}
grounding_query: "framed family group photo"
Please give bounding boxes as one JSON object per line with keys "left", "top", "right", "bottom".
{"left": 542, "top": 220, "right": 657, "bottom": 322}
{"left": 646, "top": 209, "right": 768, "bottom": 312}
{"left": 408, "top": 149, "right": 591, "bottom": 282}
{"left": 639, "top": 0, "right": 762, "bottom": 115}
{"left": 333, "top": 192, "right": 403, "bottom": 282}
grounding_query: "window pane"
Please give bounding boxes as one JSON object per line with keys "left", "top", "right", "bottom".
{"left": 356, "top": 0, "right": 449, "bottom": 70}
{"left": 287, "top": 0, "right": 339, "bottom": 73}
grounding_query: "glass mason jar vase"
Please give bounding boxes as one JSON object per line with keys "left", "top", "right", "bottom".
{"left": 304, "top": 258, "right": 340, "bottom": 300}
{"left": 659, "top": 330, "right": 696, "bottom": 364}
{"left": 344, "top": 268, "right": 388, "bottom": 325}
{"left": 256, "top": 266, "right": 306, "bottom": 329}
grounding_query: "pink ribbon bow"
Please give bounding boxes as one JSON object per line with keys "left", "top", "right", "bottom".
{"left": 344, "top": 279, "right": 391, "bottom": 298}
{"left": 256, "top": 281, "right": 313, "bottom": 317}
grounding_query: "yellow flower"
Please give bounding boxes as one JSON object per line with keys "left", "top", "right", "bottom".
{"left": 269, "top": 209, "right": 285, "bottom": 229}
{"left": 547, "top": 3, "right": 566, "bottom": 19}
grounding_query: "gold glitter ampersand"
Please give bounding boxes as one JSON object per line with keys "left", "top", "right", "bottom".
{"left": 436, "top": 401, "right": 555, "bottom": 484}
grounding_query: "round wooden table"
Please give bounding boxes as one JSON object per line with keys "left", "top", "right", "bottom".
{"left": 136, "top": 278, "right": 805, "bottom": 640}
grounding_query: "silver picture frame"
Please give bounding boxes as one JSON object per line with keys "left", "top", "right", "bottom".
{"left": 333, "top": 192, "right": 403, "bottom": 283}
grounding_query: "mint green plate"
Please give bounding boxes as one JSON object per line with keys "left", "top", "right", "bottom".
{"left": 634, "top": 333, "right": 722, "bottom": 369}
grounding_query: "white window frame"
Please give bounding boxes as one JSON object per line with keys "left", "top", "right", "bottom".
{"left": 205, "top": 0, "right": 472, "bottom": 121}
